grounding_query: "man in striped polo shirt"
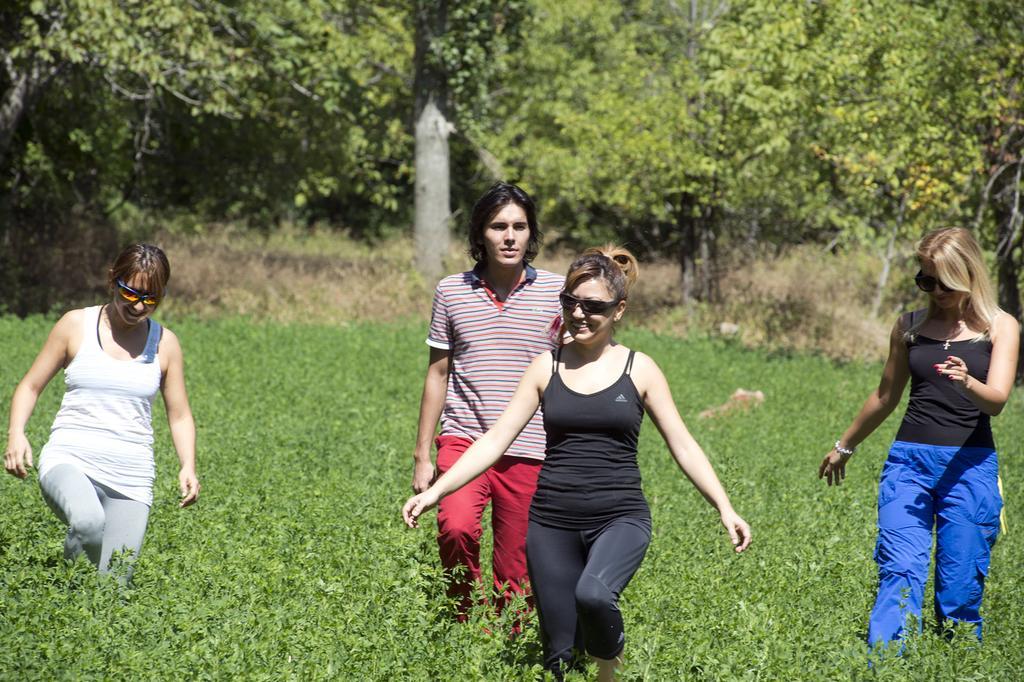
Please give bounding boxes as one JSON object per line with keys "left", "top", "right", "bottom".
{"left": 412, "top": 182, "right": 564, "bottom": 619}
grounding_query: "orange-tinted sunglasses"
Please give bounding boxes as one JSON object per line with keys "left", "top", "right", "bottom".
{"left": 116, "top": 278, "right": 160, "bottom": 306}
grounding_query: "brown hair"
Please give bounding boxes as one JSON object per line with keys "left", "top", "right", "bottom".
{"left": 108, "top": 244, "right": 171, "bottom": 298}
{"left": 564, "top": 244, "right": 639, "bottom": 302}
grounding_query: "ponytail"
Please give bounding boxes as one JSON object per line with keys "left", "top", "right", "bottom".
{"left": 565, "top": 244, "right": 639, "bottom": 302}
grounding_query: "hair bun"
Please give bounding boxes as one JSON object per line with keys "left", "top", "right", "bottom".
{"left": 582, "top": 244, "right": 638, "bottom": 292}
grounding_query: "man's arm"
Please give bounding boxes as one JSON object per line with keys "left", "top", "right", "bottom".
{"left": 411, "top": 347, "right": 451, "bottom": 493}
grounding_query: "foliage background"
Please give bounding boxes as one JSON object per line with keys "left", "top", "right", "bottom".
{"left": 2, "top": 0, "right": 1022, "bottom": 324}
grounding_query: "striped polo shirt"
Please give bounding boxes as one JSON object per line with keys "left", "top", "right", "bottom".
{"left": 427, "top": 263, "right": 564, "bottom": 460}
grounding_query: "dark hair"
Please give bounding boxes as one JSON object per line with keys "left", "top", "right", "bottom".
{"left": 108, "top": 243, "right": 171, "bottom": 298}
{"left": 564, "top": 244, "right": 639, "bottom": 302}
{"left": 467, "top": 182, "right": 542, "bottom": 264}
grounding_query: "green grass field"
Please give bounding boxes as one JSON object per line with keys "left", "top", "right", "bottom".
{"left": 1, "top": 316, "right": 1022, "bottom": 680}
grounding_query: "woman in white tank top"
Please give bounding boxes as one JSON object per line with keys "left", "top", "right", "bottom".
{"left": 4, "top": 244, "right": 200, "bottom": 579}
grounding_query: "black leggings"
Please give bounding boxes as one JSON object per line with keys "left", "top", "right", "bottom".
{"left": 526, "top": 516, "right": 651, "bottom": 675}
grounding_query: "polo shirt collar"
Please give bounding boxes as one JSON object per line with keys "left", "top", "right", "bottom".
{"left": 470, "top": 262, "right": 537, "bottom": 286}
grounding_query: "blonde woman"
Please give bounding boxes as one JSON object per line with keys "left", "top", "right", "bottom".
{"left": 405, "top": 246, "right": 750, "bottom": 681}
{"left": 819, "top": 227, "right": 1019, "bottom": 647}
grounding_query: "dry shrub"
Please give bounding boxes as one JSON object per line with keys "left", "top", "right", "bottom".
{"left": 713, "top": 245, "right": 890, "bottom": 361}
{"left": 153, "top": 227, "right": 659, "bottom": 326}
{"left": 626, "top": 260, "right": 688, "bottom": 315}
{"left": 620, "top": 244, "right": 893, "bottom": 362}
{"left": 151, "top": 228, "right": 892, "bottom": 363}
{"left": 157, "top": 226, "right": 440, "bottom": 324}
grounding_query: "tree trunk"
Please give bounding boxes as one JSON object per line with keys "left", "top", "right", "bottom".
{"left": 677, "top": 205, "right": 698, "bottom": 303}
{"left": 870, "top": 194, "right": 906, "bottom": 319}
{"left": 698, "top": 205, "right": 718, "bottom": 302}
{"left": 677, "top": 199, "right": 718, "bottom": 303}
{"left": 0, "top": 63, "right": 39, "bottom": 167}
{"left": 413, "top": 1, "right": 451, "bottom": 283}
{"left": 996, "top": 257, "right": 1023, "bottom": 385}
{"left": 993, "top": 158, "right": 1023, "bottom": 383}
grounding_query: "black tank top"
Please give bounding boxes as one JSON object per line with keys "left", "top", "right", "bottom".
{"left": 895, "top": 313, "right": 994, "bottom": 448}
{"left": 529, "top": 348, "right": 651, "bottom": 530}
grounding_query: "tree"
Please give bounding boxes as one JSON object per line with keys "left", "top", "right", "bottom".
{"left": 802, "top": 0, "right": 983, "bottom": 316}
{"left": 412, "top": 0, "right": 452, "bottom": 282}
{"left": 1, "top": 0, "right": 268, "bottom": 311}
{"left": 0, "top": 1, "right": 413, "bottom": 311}
{"left": 960, "top": 0, "right": 1024, "bottom": 380}
{"left": 411, "top": 0, "right": 528, "bottom": 281}
{"left": 484, "top": 0, "right": 814, "bottom": 301}
{"left": 483, "top": 0, "right": 1022, "bottom": 316}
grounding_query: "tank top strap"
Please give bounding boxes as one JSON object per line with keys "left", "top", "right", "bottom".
{"left": 903, "top": 309, "right": 920, "bottom": 346}
{"left": 81, "top": 306, "right": 102, "bottom": 353}
{"left": 624, "top": 349, "right": 636, "bottom": 375}
{"left": 141, "top": 319, "right": 162, "bottom": 364}
{"left": 552, "top": 346, "right": 562, "bottom": 375}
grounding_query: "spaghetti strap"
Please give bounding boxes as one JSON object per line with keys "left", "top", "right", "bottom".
{"left": 624, "top": 350, "right": 636, "bottom": 375}
{"left": 904, "top": 309, "right": 923, "bottom": 340}
{"left": 552, "top": 347, "right": 562, "bottom": 375}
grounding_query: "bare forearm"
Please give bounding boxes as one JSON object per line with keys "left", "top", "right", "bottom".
{"left": 414, "top": 374, "right": 447, "bottom": 461}
{"left": 414, "top": 394, "right": 444, "bottom": 459}
{"left": 954, "top": 314, "right": 1020, "bottom": 416}
{"left": 430, "top": 430, "right": 504, "bottom": 498}
{"left": 963, "top": 378, "right": 1011, "bottom": 416}
{"left": 7, "top": 382, "right": 41, "bottom": 436}
{"left": 168, "top": 414, "right": 197, "bottom": 472}
{"left": 839, "top": 392, "right": 898, "bottom": 449}
{"left": 669, "top": 435, "right": 734, "bottom": 514}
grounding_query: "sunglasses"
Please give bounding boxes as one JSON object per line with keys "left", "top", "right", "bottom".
{"left": 559, "top": 292, "right": 620, "bottom": 316}
{"left": 914, "top": 271, "right": 954, "bottom": 294}
{"left": 116, "top": 278, "right": 160, "bottom": 306}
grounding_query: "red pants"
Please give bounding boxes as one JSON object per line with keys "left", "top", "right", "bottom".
{"left": 435, "top": 435, "right": 541, "bottom": 618}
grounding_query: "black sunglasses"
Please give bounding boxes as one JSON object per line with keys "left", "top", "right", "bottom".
{"left": 914, "top": 271, "right": 954, "bottom": 294}
{"left": 559, "top": 292, "right": 620, "bottom": 316}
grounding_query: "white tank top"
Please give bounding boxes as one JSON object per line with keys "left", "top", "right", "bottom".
{"left": 38, "top": 306, "right": 163, "bottom": 505}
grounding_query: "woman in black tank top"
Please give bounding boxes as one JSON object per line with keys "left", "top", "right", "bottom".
{"left": 819, "top": 228, "right": 1019, "bottom": 652}
{"left": 404, "top": 246, "right": 751, "bottom": 680}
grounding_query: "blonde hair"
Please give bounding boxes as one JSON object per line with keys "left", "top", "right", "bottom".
{"left": 564, "top": 244, "right": 639, "bottom": 302}
{"left": 906, "top": 227, "right": 1002, "bottom": 340}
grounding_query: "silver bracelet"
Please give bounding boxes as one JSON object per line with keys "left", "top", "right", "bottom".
{"left": 834, "top": 441, "right": 855, "bottom": 457}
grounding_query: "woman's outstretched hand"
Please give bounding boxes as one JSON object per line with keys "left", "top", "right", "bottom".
{"left": 403, "top": 490, "right": 440, "bottom": 528}
{"left": 818, "top": 447, "right": 853, "bottom": 486}
{"left": 720, "top": 509, "right": 752, "bottom": 553}
{"left": 178, "top": 468, "right": 200, "bottom": 508}
{"left": 4, "top": 433, "right": 33, "bottom": 479}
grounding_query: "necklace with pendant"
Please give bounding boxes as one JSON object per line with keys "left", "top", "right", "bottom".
{"left": 943, "top": 320, "right": 964, "bottom": 350}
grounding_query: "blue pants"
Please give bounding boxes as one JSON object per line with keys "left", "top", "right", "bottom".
{"left": 868, "top": 441, "right": 1001, "bottom": 646}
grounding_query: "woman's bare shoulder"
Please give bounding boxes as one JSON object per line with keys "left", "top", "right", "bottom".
{"left": 991, "top": 311, "right": 1020, "bottom": 342}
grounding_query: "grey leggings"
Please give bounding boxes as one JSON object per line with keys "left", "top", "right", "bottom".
{"left": 39, "top": 464, "right": 150, "bottom": 578}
